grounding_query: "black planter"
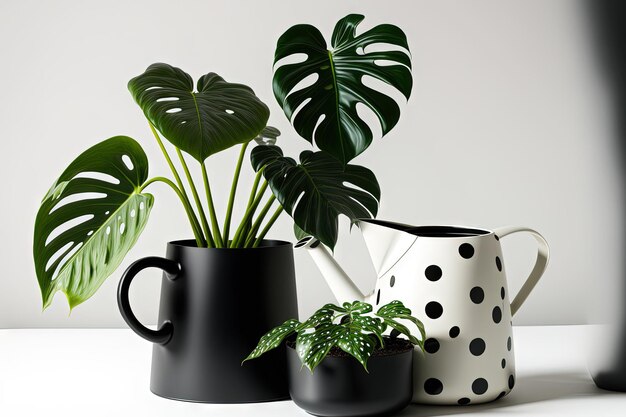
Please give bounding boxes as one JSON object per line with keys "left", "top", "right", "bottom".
{"left": 117, "top": 239, "right": 298, "bottom": 403}
{"left": 287, "top": 342, "right": 414, "bottom": 417}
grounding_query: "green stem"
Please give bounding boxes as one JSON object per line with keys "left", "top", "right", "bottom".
{"left": 201, "top": 163, "right": 224, "bottom": 248}
{"left": 253, "top": 206, "right": 284, "bottom": 248}
{"left": 244, "top": 195, "right": 276, "bottom": 247}
{"left": 147, "top": 123, "right": 206, "bottom": 247}
{"left": 222, "top": 142, "right": 249, "bottom": 245}
{"left": 176, "top": 149, "right": 215, "bottom": 248}
{"left": 139, "top": 176, "right": 205, "bottom": 246}
{"left": 231, "top": 181, "right": 269, "bottom": 247}
{"left": 246, "top": 169, "right": 264, "bottom": 209}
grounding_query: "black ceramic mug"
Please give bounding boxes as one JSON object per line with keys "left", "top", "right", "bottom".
{"left": 117, "top": 239, "right": 298, "bottom": 403}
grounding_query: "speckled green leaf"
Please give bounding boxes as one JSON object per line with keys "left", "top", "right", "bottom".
{"left": 33, "top": 136, "right": 153, "bottom": 310}
{"left": 243, "top": 319, "right": 301, "bottom": 363}
{"left": 336, "top": 328, "right": 377, "bottom": 371}
{"left": 128, "top": 63, "right": 269, "bottom": 162}
{"left": 296, "top": 324, "right": 343, "bottom": 371}
{"left": 377, "top": 300, "right": 426, "bottom": 348}
{"left": 273, "top": 14, "right": 412, "bottom": 164}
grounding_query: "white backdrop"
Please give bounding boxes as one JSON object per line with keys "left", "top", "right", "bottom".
{"left": 0, "top": 0, "right": 621, "bottom": 328}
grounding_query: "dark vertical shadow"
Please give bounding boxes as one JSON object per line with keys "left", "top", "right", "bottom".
{"left": 585, "top": 0, "right": 626, "bottom": 391}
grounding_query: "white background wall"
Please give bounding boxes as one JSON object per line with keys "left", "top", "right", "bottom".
{"left": 0, "top": 0, "right": 621, "bottom": 328}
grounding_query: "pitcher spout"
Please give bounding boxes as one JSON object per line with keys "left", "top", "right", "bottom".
{"left": 295, "top": 237, "right": 365, "bottom": 304}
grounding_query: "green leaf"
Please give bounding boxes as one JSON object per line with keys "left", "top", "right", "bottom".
{"left": 254, "top": 126, "right": 281, "bottom": 146}
{"left": 344, "top": 300, "right": 373, "bottom": 315}
{"left": 128, "top": 63, "right": 270, "bottom": 162}
{"left": 33, "top": 136, "right": 153, "bottom": 310}
{"left": 336, "top": 327, "right": 377, "bottom": 371}
{"left": 296, "top": 324, "right": 343, "bottom": 371}
{"left": 377, "top": 300, "right": 426, "bottom": 348}
{"left": 243, "top": 319, "right": 301, "bottom": 363}
{"left": 273, "top": 14, "right": 412, "bottom": 164}
{"left": 250, "top": 147, "right": 380, "bottom": 249}
{"left": 293, "top": 223, "right": 310, "bottom": 240}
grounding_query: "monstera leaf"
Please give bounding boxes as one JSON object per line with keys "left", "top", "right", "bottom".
{"left": 251, "top": 146, "right": 380, "bottom": 249}
{"left": 128, "top": 63, "right": 270, "bottom": 162}
{"left": 33, "top": 136, "right": 153, "bottom": 310}
{"left": 273, "top": 14, "right": 412, "bottom": 164}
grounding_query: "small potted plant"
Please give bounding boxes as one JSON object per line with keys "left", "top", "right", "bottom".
{"left": 244, "top": 300, "right": 425, "bottom": 417}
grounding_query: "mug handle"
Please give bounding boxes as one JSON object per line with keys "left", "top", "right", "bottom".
{"left": 117, "top": 256, "right": 181, "bottom": 344}
{"left": 492, "top": 227, "right": 550, "bottom": 316}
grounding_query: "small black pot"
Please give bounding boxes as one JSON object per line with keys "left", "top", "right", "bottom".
{"left": 287, "top": 340, "right": 414, "bottom": 417}
{"left": 117, "top": 239, "right": 298, "bottom": 403}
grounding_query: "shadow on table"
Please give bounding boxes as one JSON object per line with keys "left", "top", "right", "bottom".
{"left": 397, "top": 372, "right": 618, "bottom": 416}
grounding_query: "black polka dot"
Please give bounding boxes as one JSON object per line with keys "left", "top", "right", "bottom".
{"left": 390, "top": 275, "right": 396, "bottom": 287}
{"left": 496, "top": 256, "right": 502, "bottom": 271}
{"left": 470, "top": 286, "right": 484, "bottom": 304}
{"left": 459, "top": 243, "right": 475, "bottom": 259}
{"left": 501, "top": 358, "right": 506, "bottom": 368}
{"left": 494, "top": 234, "right": 500, "bottom": 241}
{"left": 508, "top": 375, "right": 515, "bottom": 389}
{"left": 457, "top": 397, "right": 470, "bottom": 405}
{"left": 390, "top": 329, "right": 401, "bottom": 338}
{"left": 501, "top": 287, "right": 505, "bottom": 300}
{"left": 469, "top": 338, "right": 486, "bottom": 356}
{"left": 424, "top": 338, "right": 440, "bottom": 354}
{"left": 472, "top": 378, "right": 488, "bottom": 395}
{"left": 425, "top": 265, "right": 442, "bottom": 281}
{"left": 507, "top": 336, "right": 512, "bottom": 351}
{"left": 449, "top": 326, "right": 460, "bottom": 338}
{"left": 424, "top": 378, "right": 443, "bottom": 395}
{"left": 497, "top": 391, "right": 506, "bottom": 399}
{"left": 376, "top": 289, "right": 380, "bottom": 305}
{"left": 492, "top": 306, "right": 502, "bottom": 323}
{"left": 425, "top": 302, "right": 443, "bottom": 319}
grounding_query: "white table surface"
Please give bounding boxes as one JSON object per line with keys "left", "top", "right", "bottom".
{"left": 1, "top": 325, "right": 624, "bottom": 416}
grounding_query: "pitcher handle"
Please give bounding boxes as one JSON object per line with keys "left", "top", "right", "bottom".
{"left": 117, "top": 256, "right": 180, "bottom": 344}
{"left": 492, "top": 227, "right": 550, "bottom": 316}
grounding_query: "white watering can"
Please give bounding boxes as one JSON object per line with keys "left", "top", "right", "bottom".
{"left": 296, "top": 219, "right": 549, "bottom": 405}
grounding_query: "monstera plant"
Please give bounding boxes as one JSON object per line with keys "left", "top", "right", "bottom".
{"left": 33, "top": 14, "right": 412, "bottom": 310}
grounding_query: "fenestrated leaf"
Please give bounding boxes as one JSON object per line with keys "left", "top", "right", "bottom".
{"left": 344, "top": 300, "right": 373, "bottom": 316}
{"left": 254, "top": 126, "right": 281, "bottom": 146}
{"left": 250, "top": 147, "right": 380, "bottom": 249}
{"left": 273, "top": 14, "right": 412, "bottom": 164}
{"left": 377, "top": 300, "right": 426, "bottom": 348}
{"left": 128, "top": 63, "right": 270, "bottom": 162}
{"left": 296, "top": 324, "right": 343, "bottom": 371}
{"left": 351, "top": 315, "right": 386, "bottom": 347}
{"left": 243, "top": 319, "right": 301, "bottom": 363}
{"left": 33, "top": 136, "right": 153, "bottom": 310}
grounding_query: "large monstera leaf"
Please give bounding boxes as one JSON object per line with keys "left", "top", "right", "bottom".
{"left": 34, "top": 136, "right": 153, "bottom": 310}
{"left": 128, "top": 63, "right": 270, "bottom": 162}
{"left": 251, "top": 146, "right": 380, "bottom": 249}
{"left": 273, "top": 14, "right": 412, "bottom": 164}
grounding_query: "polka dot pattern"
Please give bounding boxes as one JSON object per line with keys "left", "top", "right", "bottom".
{"left": 501, "top": 287, "right": 505, "bottom": 300}
{"left": 424, "top": 338, "right": 440, "bottom": 354}
{"left": 469, "top": 338, "right": 486, "bottom": 356}
{"left": 424, "top": 378, "right": 443, "bottom": 395}
{"left": 459, "top": 243, "right": 475, "bottom": 259}
{"left": 449, "top": 326, "right": 460, "bottom": 338}
{"left": 472, "top": 378, "right": 488, "bottom": 395}
{"left": 390, "top": 275, "right": 395, "bottom": 287}
{"left": 492, "top": 306, "right": 502, "bottom": 323}
{"left": 425, "top": 301, "right": 443, "bottom": 319}
{"left": 508, "top": 375, "right": 515, "bottom": 389}
{"left": 501, "top": 358, "right": 506, "bottom": 368}
{"left": 470, "top": 287, "right": 484, "bottom": 304}
{"left": 425, "top": 265, "right": 442, "bottom": 281}
{"left": 458, "top": 397, "right": 470, "bottom": 405}
{"left": 496, "top": 256, "right": 502, "bottom": 272}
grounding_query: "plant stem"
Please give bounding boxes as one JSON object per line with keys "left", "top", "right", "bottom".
{"left": 231, "top": 181, "right": 269, "bottom": 247}
{"left": 176, "top": 149, "right": 215, "bottom": 248}
{"left": 244, "top": 195, "right": 276, "bottom": 247}
{"left": 147, "top": 123, "right": 206, "bottom": 247}
{"left": 253, "top": 206, "right": 284, "bottom": 248}
{"left": 139, "top": 176, "right": 205, "bottom": 246}
{"left": 246, "top": 169, "right": 264, "bottom": 209}
{"left": 222, "top": 142, "right": 249, "bottom": 245}
{"left": 201, "top": 163, "right": 224, "bottom": 248}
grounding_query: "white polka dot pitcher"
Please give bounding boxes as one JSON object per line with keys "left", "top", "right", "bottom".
{"left": 296, "top": 219, "right": 549, "bottom": 405}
